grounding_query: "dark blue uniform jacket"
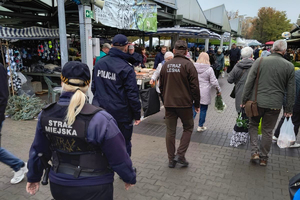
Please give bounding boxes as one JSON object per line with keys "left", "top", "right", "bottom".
{"left": 92, "top": 47, "right": 141, "bottom": 123}
{"left": 27, "top": 92, "right": 136, "bottom": 186}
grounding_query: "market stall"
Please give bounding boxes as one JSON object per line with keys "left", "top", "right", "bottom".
{"left": 0, "top": 26, "right": 62, "bottom": 98}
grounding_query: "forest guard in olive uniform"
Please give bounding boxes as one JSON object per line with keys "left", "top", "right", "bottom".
{"left": 26, "top": 61, "right": 136, "bottom": 200}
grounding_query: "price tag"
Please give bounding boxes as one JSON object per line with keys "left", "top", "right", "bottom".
{"left": 137, "top": 79, "right": 142, "bottom": 85}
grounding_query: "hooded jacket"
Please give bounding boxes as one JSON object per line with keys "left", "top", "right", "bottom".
{"left": 0, "top": 64, "right": 8, "bottom": 125}
{"left": 92, "top": 47, "right": 141, "bottom": 123}
{"left": 228, "top": 58, "right": 254, "bottom": 112}
{"left": 194, "top": 63, "right": 221, "bottom": 105}
{"left": 215, "top": 53, "right": 224, "bottom": 70}
{"left": 159, "top": 54, "right": 200, "bottom": 108}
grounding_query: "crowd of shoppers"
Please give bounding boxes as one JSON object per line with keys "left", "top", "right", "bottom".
{"left": 0, "top": 32, "right": 296, "bottom": 199}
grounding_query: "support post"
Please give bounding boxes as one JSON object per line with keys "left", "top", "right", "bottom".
{"left": 149, "top": 35, "right": 153, "bottom": 51}
{"left": 220, "top": 34, "right": 224, "bottom": 49}
{"left": 158, "top": 36, "right": 160, "bottom": 48}
{"left": 229, "top": 35, "right": 232, "bottom": 50}
{"left": 57, "top": 0, "right": 68, "bottom": 67}
{"left": 205, "top": 38, "right": 209, "bottom": 52}
{"left": 171, "top": 34, "right": 179, "bottom": 48}
{"left": 79, "top": 5, "right": 93, "bottom": 103}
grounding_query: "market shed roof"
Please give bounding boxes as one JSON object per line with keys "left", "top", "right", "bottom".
{"left": 229, "top": 18, "right": 242, "bottom": 36}
{"left": 203, "top": 4, "right": 231, "bottom": 33}
{"left": 147, "top": 27, "right": 221, "bottom": 40}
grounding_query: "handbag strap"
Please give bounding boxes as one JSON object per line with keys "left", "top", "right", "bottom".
{"left": 254, "top": 58, "right": 263, "bottom": 101}
{"left": 236, "top": 69, "right": 246, "bottom": 84}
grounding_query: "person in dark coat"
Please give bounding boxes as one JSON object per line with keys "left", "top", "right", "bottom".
{"left": 253, "top": 46, "right": 260, "bottom": 60}
{"left": 0, "top": 64, "right": 28, "bottom": 185}
{"left": 128, "top": 44, "right": 143, "bottom": 67}
{"left": 92, "top": 34, "right": 141, "bottom": 157}
{"left": 154, "top": 46, "right": 167, "bottom": 69}
{"left": 227, "top": 47, "right": 254, "bottom": 113}
{"left": 228, "top": 43, "right": 241, "bottom": 73}
{"left": 26, "top": 61, "right": 136, "bottom": 199}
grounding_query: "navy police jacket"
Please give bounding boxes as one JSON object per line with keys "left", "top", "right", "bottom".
{"left": 27, "top": 92, "right": 136, "bottom": 186}
{"left": 92, "top": 47, "right": 141, "bottom": 123}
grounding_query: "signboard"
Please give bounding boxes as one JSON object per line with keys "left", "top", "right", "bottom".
{"left": 94, "top": 0, "right": 157, "bottom": 32}
{"left": 86, "top": 10, "right": 93, "bottom": 18}
{"left": 282, "top": 31, "right": 291, "bottom": 38}
{"left": 135, "top": 4, "right": 157, "bottom": 32}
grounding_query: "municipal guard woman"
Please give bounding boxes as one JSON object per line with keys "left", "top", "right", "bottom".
{"left": 26, "top": 61, "right": 136, "bottom": 200}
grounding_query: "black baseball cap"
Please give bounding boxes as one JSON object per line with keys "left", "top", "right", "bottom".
{"left": 61, "top": 61, "right": 90, "bottom": 87}
{"left": 174, "top": 40, "right": 187, "bottom": 50}
{"left": 112, "top": 34, "right": 129, "bottom": 46}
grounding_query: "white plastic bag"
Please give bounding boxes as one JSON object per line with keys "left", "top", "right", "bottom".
{"left": 277, "top": 117, "right": 296, "bottom": 148}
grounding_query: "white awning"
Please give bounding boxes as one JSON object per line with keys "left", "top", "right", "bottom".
{"left": 0, "top": 26, "right": 59, "bottom": 40}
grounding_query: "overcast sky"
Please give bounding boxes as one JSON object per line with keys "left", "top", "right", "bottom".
{"left": 198, "top": 0, "right": 299, "bottom": 23}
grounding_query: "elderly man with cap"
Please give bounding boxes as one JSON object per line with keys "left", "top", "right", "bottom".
{"left": 128, "top": 44, "right": 143, "bottom": 67}
{"left": 159, "top": 40, "right": 200, "bottom": 168}
{"left": 92, "top": 34, "right": 141, "bottom": 159}
{"left": 26, "top": 61, "right": 136, "bottom": 200}
{"left": 95, "top": 43, "right": 111, "bottom": 64}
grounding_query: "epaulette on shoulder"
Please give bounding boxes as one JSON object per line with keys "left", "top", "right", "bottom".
{"left": 42, "top": 102, "right": 57, "bottom": 110}
{"left": 80, "top": 104, "right": 104, "bottom": 115}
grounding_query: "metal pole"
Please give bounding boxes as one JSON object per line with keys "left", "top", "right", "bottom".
{"left": 57, "top": 0, "right": 68, "bottom": 67}
{"left": 79, "top": 5, "right": 93, "bottom": 103}
{"left": 149, "top": 35, "right": 153, "bottom": 51}
{"left": 229, "top": 35, "right": 232, "bottom": 50}
{"left": 205, "top": 38, "right": 209, "bottom": 52}
{"left": 220, "top": 34, "right": 224, "bottom": 49}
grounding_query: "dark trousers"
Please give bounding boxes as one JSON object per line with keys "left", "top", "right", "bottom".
{"left": 117, "top": 122, "right": 133, "bottom": 156}
{"left": 274, "top": 112, "right": 300, "bottom": 138}
{"left": 50, "top": 182, "right": 113, "bottom": 200}
{"left": 249, "top": 107, "right": 280, "bottom": 158}
{"left": 228, "top": 61, "right": 237, "bottom": 74}
{"left": 165, "top": 107, "right": 194, "bottom": 161}
{"left": 214, "top": 69, "right": 221, "bottom": 79}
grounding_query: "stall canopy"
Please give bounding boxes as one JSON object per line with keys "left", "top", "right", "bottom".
{"left": 265, "top": 41, "right": 274, "bottom": 45}
{"left": 147, "top": 27, "right": 221, "bottom": 40}
{"left": 247, "top": 42, "right": 261, "bottom": 46}
{"left": 0, "top": 26, "right": 59, "bottom": 40}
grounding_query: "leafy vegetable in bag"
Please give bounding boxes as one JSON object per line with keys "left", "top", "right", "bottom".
{"left": 214, "top": 95, "right": 226, "bottom": 113}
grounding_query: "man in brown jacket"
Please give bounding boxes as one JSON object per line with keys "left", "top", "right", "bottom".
{"left": 159, "top": 40, "right": 200, "bottom": 168}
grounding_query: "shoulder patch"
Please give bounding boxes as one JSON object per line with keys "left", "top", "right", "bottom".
{"left": 42, "top": 102, "right": 57, "bottom": 110}
{"left": 80, "top": 104, "right": 104, "bottom": 115}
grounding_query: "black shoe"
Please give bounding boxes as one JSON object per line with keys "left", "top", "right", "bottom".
{"left": 174, "top": 155, "right": 189, "bottom": 167}
{"left": 133, "top": 167, "right": 137, "bottom": 173}
{"left": 168, "top": 160, "right": 177, "bottom": 168}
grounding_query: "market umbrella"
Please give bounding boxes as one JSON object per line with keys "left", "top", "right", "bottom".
{"left": 248, "top": 42, "right": 261, "bottom": 46}
{"left": 265, "top": 41, "right": 274, "bottom": 45}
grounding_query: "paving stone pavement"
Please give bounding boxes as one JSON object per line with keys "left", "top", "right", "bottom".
{"left": 135, "top": 75, "right": 300, "bottom": 158}
{"left": 0, "top": 75, "right": 299, "bottom": 200}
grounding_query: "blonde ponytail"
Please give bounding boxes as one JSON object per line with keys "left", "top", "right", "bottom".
{"left": 62, "top": 79, "right": 88, "bottom": 126}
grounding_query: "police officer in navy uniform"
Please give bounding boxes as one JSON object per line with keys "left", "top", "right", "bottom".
{"left": 26, "top": 61, "right": 136, "bottom": 200}
{"left": 92, "top": 34, "right": 141, "bottom": 158}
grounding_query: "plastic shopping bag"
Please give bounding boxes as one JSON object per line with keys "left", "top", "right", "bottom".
{"left": 277, "top": 117, "right": 296, "bottom": 148}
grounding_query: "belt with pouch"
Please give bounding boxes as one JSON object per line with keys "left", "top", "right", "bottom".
{"left": 56, "top": 163, "right": 112, "bottom": 178}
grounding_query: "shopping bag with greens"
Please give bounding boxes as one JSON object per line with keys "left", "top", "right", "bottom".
{"left": 214, "top": 95, "right": 226, "bottom": 113}
{"left": 230, "top": 109, "right": 249, "bottom": 147}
